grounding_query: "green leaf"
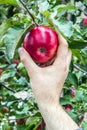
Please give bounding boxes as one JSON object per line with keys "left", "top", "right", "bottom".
{"left": 48, "top": 14, "right": 87, "bottom": 49}
{"left": 68, "top": 73, "right": 78, "bottom": 88}
{"left": 75, "top": 90, "right": 84, "bottom": 101}
{"left": 26, "top": 116, "right": 41, "bottom": 130}
{"left": 60, "top": 96, "right": 73, "bottom": 105}
{"left": 69, "top": 39, "right": 87, "bottom": 49}
{"left": 0, "top": 70, "right": 16, "bottom": 81}
{"left": 16, "top": 77, "right": 28, "bottom": 86}
{"left": 68, "top": 25, "right": 87, "bottom": 49}
{"left": 4, "top": 24, "right": 34, "bottom": 60}
{"left": 37, "top": 0, "right": 50, "bottom": 13}
{"left": 56, "top": 3, "right": 77, "bottom": 17}
{"left": 0, "top": 20, "right": 13, "bottom": 47}
{"left": 0, "top": 64, "right": 7, "bottom": 68}
{"left": 17, "top": 125, "right": 26, "bottom": 130}
{"left": 82, "top": 121, "right": 87, "bottom": 130}
{"left": 4, "top": 25, "right": 23, "bottom": 60}
{"left": 84, "top": 0, "right": 87, "bottom": 5}
{"left": 50, "top": 18, "right": 73, "bottom": 38}
{"left": 2, "top": 121, "right": 9, "bottom": 130}
{"left": 0, "top": 0, "right": 18, "bottom": 5}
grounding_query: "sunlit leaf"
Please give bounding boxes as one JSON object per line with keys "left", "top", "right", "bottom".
{"left": 0, "top": 0, "right": 18, "bottom": 5}
{"left": 4, "top": 24, "right": 34, "bottom": 60}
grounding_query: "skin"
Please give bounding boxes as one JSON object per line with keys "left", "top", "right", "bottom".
{"left": 18, "top": 33, "right": 79, "bottom": 130}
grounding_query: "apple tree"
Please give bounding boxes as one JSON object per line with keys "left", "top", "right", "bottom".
{"left": 0, "top": 0, "right": 87, "bottom": 130}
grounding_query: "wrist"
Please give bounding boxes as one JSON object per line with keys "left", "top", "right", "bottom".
{"left": 38, "top": 99, "right": 62, "bottom": 112}
{"left": 38, "top": 103, "right": 79, "bottom": 130}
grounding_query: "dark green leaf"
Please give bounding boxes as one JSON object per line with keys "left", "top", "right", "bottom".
{"left": 68, "top": 73, "right": 78, "bottom": 88}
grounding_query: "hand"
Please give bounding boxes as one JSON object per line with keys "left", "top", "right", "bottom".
{"left": 18, "top": 33, "right": 79, "bottom": 130}
{"left": 18, "top": 33, "right": 72, "bottom": 106}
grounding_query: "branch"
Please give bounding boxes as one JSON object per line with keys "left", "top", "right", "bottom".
{"left": 0, "top": 82, "right": 16, "bottom": 93}
{"left": 19, "top": 0, "right": 38, "bottom": 26}
{"left": 74, "top": 64, "right": 87, "bottom": 75}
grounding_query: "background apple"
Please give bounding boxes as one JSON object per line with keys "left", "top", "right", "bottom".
{"left": 83, "top": 17, "right": 87, "bottom": 25}
{"left": 23, "top": 26, "right": 59, "bottom": 66}
{"left": 16, "top": 119, "right": 26, "bottom": 125}
{"left": 13, "top": 59, "right": 20, "bottom": 65}
{"left": 0, "top": 69, "right": 3, "bottom": 75}
{"left": 65, "top": 104, "right": 72, "bottom": 111}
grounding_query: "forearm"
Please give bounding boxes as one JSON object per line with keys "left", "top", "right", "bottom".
{"left": 19, "top": 31, "right": 79, "bottom": 130}
{"left": 38, "top": 103, "right": 79, "bottom": 130}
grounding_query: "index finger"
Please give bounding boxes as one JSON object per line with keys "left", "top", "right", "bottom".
{"left": 53, "top": 33, "right": 69, "bottom": 65}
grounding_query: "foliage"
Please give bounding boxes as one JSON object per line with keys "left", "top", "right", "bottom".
{"left": 0, "top": 0, "right": 87, "bottom": 129}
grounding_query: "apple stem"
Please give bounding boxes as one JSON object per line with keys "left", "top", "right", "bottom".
{"left": 19, "top": 0, "right": 39, "bottom": 27}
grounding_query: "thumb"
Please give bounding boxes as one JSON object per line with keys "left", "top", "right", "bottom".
{"left": 18, "top": 47, "right": 39, "bottom": 77}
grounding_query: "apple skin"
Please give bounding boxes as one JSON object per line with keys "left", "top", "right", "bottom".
{"left": 16, "top": 119, "right": 26, "bottom": 125}
{"left": 13, "top": 59, "right": 20, "bottom": 65}
{"left": 23, "top": 26, "right": 59, "bottom": 65}
{"left": 71, "top": 90, "right": 75, "bottom": 98}
{"left": 0, "top": 69, "right": 3, "bottom": 75}
{"left": 83, "top": 17, "right": 87, "bottom": 26}
{"left": 65, "top": 104, "right": 72, "bottom": 111}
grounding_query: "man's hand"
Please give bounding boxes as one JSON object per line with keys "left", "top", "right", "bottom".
{"left": 18, "top": 33, "right": 79, "bottom": 130}
{"left": 18, "top": 33, "right": 71, "bottom": 105}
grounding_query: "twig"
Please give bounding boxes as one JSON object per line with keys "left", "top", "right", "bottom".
{"left": 19, "top": 0, "right": 38, "bottom": 26}
{"left": 74, "top": 64, "right": 87, "bottom": 75}
{"left": 0, "top": 82, "right": 16, "bottom": 93}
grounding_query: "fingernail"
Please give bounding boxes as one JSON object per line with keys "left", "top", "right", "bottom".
{"left": 18, "top": 47, "right": 24, "bottom": 55}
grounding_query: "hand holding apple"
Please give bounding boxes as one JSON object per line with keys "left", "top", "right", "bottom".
{"left": 23, "top": 26, "right": 59, "bottom": 66}
{"left": 18, "top": 33, "right": 80, "bottom": 130}
{"left": 18, "top": 33, "right": 72, "bottom": 105}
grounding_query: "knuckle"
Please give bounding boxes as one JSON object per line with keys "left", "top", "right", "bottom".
{"left": 20, "top": 55, "right": 26, "bottom": 63}
{"left": 62, "top": 63, "right": 67, "bottom": 72}
{"left": 64, "top": 41, "right": 68, "bottom": 48}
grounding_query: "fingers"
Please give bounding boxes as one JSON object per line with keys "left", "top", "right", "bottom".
{"left": 18, "top": 47, "right": 39, "bottom": 77}
{"left": 61, "top": 50, "right": 72, "bottom": 73}
{"left": 53, "top": 33, "right": 69, "bottom": 65}
{"left": 66, "top": 50, "right": 72, "bottom": 71}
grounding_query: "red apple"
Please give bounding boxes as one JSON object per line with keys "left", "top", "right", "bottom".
{"left": 0, "top": 69, "right": 3, "bottom": 75}
{"left": 71, "top": 90, "right": 75, "bottom": 98}
{"left": 23, "top": 26, "right": 59, "bottom": 65}
{"left": 16, "top": 119, "right": 26, "bottom": 125}
{"left": 65, "top": 104, "right": 72, "bottom": 111}
{"left": 70, "top": 86, "right": 76, "bottom": 98}
{"left": 13, "top": 59, "right": 20, "bottom": 65}
{"left": 83, "top": 17, "right": 87, "bottom": 26}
